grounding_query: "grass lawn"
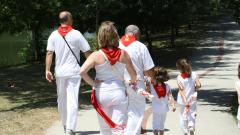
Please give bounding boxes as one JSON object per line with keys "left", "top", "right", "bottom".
{"left": 0, "top": 64, "right": 92, "bottom": 135}
{"left": 0, "top": 32, "right": 28, "bottom": 67}
{"left": 0, "top": 15, "right": 226, "bottom": 135}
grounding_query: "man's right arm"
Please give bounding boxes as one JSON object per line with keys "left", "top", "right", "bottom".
{"left": 45, "top": 51, "right": 54, "bottom": 82}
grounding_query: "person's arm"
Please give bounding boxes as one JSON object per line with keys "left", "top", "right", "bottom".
{"left": 80, "top": 52, "right": 96, "bottom": 86}
{"left": 177, "top": 79, "right": 188, "bottom": 105}
{"left": 45, "top": 51, "right": 54, "bottom": 82}
{"left": 144, "top": 68, "right": 155, "bottom": 82}
{"left": 122, "top": 50, "right": 137, "bottom": 83}
{"left": 235, "top": 82, "right": 240, "bottom": 104}
{"left": 167, "top": 85, "right": 176, "bottom": 111}
{"left": 168, "top": 93, "right": 176, "bottom": 112}
{"left": 83, "top": 50, "right": 92, "bottom": 58}
{"left": 195, "top": 75, "right": 201, "bottom": 90}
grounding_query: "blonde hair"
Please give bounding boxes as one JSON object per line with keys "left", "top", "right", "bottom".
{"left": 97, "top": 21, "right": 119, "bottom": 48}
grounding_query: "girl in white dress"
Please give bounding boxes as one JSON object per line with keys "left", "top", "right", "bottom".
{"left": 176, "top": 58, "right": 201, "bottom": 135}
{"left": 147, "top": 67, "right": 176, "bottom": 135}
{"left": 235, "top": 63, "right": 240, "bottom": 128}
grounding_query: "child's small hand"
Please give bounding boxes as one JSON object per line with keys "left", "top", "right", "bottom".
{"left": 172, "top": 107, "right": 176, "bottom": 112}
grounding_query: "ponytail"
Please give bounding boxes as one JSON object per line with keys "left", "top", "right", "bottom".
{"left": 176, "top": 58, "right": 192, "bottom": 77}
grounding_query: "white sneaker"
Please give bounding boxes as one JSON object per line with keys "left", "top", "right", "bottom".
{"left": 65, "top": 129, "right": 75, "bottom": 135}
{"left": 237, "top": 122, "right": 240, "bottom": 128}
{"left": 189, "top": 127, "right": 194, "bottom": 135}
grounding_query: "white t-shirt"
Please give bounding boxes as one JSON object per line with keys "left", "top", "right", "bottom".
{"left": 177, "top": 72, "right": 198, "bottom": 105}
{"left": 119, "top": 41, "right": 155, "bottom": 81}
{"left": 151, "top": 82, "right": 171, "bottom": 113}
{"left": 47, "top": 29, "right": 90, "bottom": 77}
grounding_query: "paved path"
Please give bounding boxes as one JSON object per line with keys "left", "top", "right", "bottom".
{"left": 46, "top": 17, "right": 240, "bottom": 135}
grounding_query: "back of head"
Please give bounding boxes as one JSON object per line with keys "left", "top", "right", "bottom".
{"left": 125, "top": 24, "right": 140, "bottom": 35}
{"left": 98, "top": 21, "right": 119, "bottom": 48}
{"left": 59, "top": 11, "right": 72, "bottom": 25}
{"left": 154, "top": 66, "right": 169, "bottom": 83}
{"left": 176, "top": 58, "right": 192, "bottom": 77}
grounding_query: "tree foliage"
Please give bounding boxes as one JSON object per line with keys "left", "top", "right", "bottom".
{"left": 0, "top": 0, "right": 230, "bottom": 62}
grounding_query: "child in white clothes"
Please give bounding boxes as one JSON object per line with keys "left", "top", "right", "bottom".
{"left": 147, "top": 67, "right": 176, "bottom": 135}
{"left": 176, "top": 58, "right": 201, "bottom": 135}
{"left": 235, "top": 63, "right": 240, "bottom": 128}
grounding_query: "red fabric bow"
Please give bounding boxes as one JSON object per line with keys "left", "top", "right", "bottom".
{"left": 57, "top": 25, "right": 73, "bottom": 37}
{"left": 181, "top": 73, "right": 189, "bottom": 79}
{"left": 154, "top": 83, "right": 167, "bottom": 98}
{"left": 120, "top": 35, "right": 136, "bottom": 47}
{"left": 91, "top": 89, "right": 117, "bottom": 128}
{"left": 101, "top": 47, "right": 121, "bottom": 65}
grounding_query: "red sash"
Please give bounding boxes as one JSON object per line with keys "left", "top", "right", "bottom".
{"left": 101, "top": 47, "right": 121, "bottom": 65}
{"left": 120, "top": 35, "right": 136, "bottom": 47}
{"left": 91, "top": 89, "right": 117, "bottom": 128}
{"left": 153, "top": 83, "right": 167, "bottom": 98}
{"left": 57, "top": 25, "right": 73, "bottom": 37}
{"left": 181, "top": 73, "right": 189, "bottom": 79}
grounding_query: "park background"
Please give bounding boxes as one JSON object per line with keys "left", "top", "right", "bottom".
{"left": 0, "top": 0, "right": 240, "bottom": 134}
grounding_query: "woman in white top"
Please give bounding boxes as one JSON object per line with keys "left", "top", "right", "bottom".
{"left": 149, "top": 67, "right": 176, "bottom": 135}
{"left": 235, "top": 63, "right": 240, "bottom": 128}
{"left": 176, "top": 58, "right": 201, "bottom": 135}
{"left": 80, "top": 21, "right": 137, "bottom": 135}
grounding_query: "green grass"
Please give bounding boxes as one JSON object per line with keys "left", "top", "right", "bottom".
{"left": 0, "top": 32, "right": 28, "bottom": 66}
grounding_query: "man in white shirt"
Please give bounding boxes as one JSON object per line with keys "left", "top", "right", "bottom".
{"left": 119, "top": 25, "right": 155, "bottom": 135}
{"left": 45, "top": 11, "right": 91, "bottom": 135}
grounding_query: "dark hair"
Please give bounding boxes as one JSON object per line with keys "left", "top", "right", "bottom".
{"left": 154, "top": 67, "right": 170, "bottom": 83}
{"left": 238, "top": 63, "right": 240, "bottom": 79}
{"left": 176, "top": 58, "right": 192, "bottom": 77}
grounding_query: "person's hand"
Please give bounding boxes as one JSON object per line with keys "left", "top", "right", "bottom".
{"left": 46, "top": 70, "right": 54, "bottom": 83}
{"left": 172, "top": 106, "right": 176, "bottom": 112}
{"left": 93, "top": 79, "right": 102, "bottom": 87}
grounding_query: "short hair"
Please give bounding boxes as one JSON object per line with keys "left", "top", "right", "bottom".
{"left": 59, "top": 11, "right": 72, "bottom": 24}
{"left": 125, "top": 25, "right": 140, "bottom": 35}
{"left": 154, "top": 66, "right": 170, "bottom": 83}
{"left": 97, "top": 21, "right": 119, "bottom": 48}
{"left": 176, "top": 58, "right": 192, "bottom": 77}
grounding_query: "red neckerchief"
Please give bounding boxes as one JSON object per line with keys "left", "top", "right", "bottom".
{"left": 181, "top": 73, "right": 189, "bottom": 79}
{"left": 91, "top": 89, "right": 117, "bottom": 128}
{"left": 153, "top": 83, "right": 167, "bottom": 98}
{"left": 101, "top": 47, "right": 121, "bottom": 65}
{"left": 120, "top": 35, "right": 136, "bottom": 47}
{"left": 57, "top": 25, "right": 73, "bottom": 37}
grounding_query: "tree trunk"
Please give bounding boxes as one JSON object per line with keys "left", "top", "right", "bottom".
{"left": 175, "top": 26, "right": 179, "bottom": 36}
{"left": 96, "top": 0, "right": 100, "bottom": 33}
{"left": 170, "top": 24, "right": 175, "bottom": 48}
{"left": 32, "top": 27, "right": 41, "bottom": 61}
{"left": 144, "top": 26, "right": 153, "bottom": 55}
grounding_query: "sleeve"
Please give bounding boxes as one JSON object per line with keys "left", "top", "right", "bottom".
{"left": 141, "top": 45, "right": 155, "bottom": 71}
{"left": 46, "top": 32, "right": 55, "bottom": 52}
{"left": 166, "top": 83, "right": 172, "bottom": 94}
{"left": 78, "top": 32, "right": 91, "bottom": 53}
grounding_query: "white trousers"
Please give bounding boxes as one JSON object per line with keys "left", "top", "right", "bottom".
{"left": 152, "top": 112, "right": 167, "bottom": 131}
{"left": 179, "top": 103, "right": 197, "bottom": 134}
{"left": 125, "top": 81, "right": 146, "bottom": 135}
{"left": 56, "top": 75, "right": 81, "bottom": 131}
{"left": 95, "top": 81, "right": 128, "bottom": 135}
